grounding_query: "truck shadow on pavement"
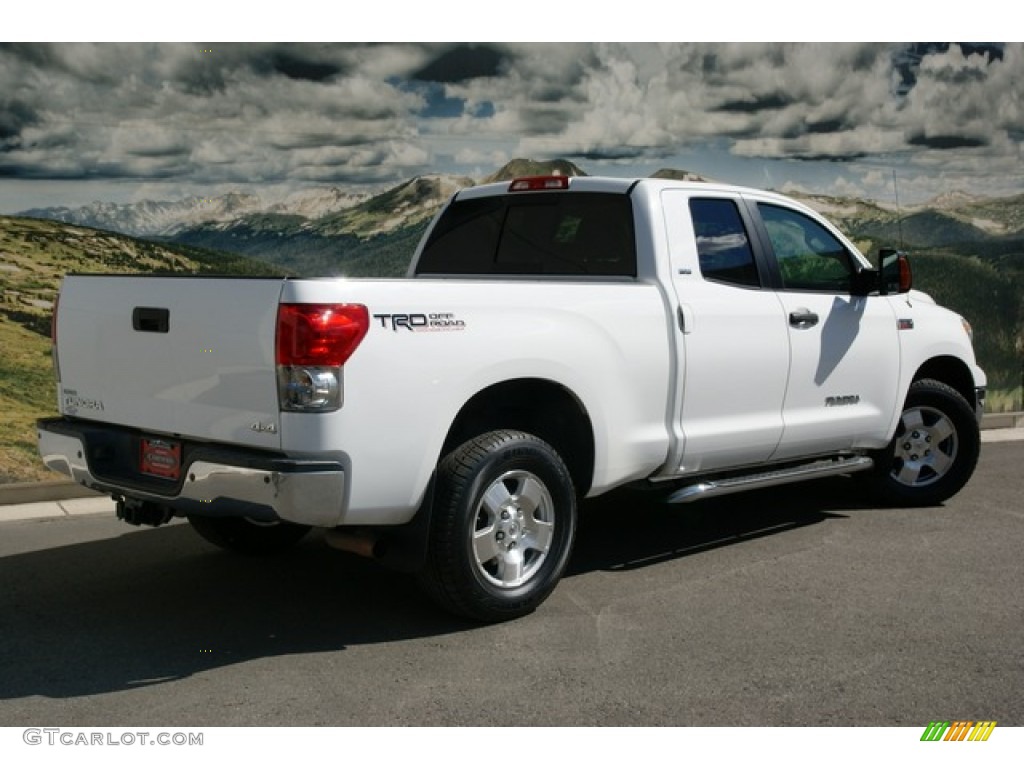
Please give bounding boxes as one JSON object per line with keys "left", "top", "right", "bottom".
{"left": 0, "top": 476, "right": 871, "bottom": 701}
{"left": 570, "top": 476, "right": 866, "bottom": 575}
{"left": 0, "top": 521, "right": 456, "bottom": 701}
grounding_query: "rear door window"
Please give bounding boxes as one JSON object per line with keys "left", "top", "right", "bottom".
{"left": 688, "top": 198, "right": 761, "bottom": 288}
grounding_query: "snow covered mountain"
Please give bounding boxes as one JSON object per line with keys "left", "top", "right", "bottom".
{"left": 18, "top": 187, "right": 369, "bottom": 238}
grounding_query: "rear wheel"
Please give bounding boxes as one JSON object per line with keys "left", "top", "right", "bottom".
{"left": 418, "top": 430, "right": 578, "bottom": 622}
{"left": 868, "top": 379, "right": 980, "bottom": 506}
{"left": 188, "top": 516, "right": 311, "bottom": 555}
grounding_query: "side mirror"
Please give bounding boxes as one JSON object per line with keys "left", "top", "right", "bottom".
{"left": 879, "top": 248, "right": 913, "bottom": 295}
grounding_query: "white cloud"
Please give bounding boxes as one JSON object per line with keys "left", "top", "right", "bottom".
{"left": 1, "top": 42, "right": 1021, "bottom": 207}
{"left": 451, "top": 146, "right": 509, "bottom": 167}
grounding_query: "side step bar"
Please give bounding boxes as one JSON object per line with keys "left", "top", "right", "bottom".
{"left": 666, "top": 456, "right": 874, "bottom": 504}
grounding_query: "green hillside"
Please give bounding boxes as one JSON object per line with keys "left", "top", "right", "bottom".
{"left": 910, "top": 251, "right": 1023, "bottom": 408}
{"left": 171, "top": 223, "right": 423, "bottom": 278}
{"left": 170, "top": 225, "right": 365, "bottom": 275}
{"left": 852, "top": 210, "right": 992, "bottom": 248}
{"left": 0, "top": 318, "right": 56, "bottom": 482}
{"left": 0, "top": 216, "right": 281, "bottom": 482}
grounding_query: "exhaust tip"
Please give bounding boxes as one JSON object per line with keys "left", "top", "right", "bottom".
{"left": 325, "top": 528, "right": 386, "bottom": 560}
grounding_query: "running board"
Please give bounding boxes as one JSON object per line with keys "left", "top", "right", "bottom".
{"left": 665, "top": 456, "right": 874, "bottom": 504}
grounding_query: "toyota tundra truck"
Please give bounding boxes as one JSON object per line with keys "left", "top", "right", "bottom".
{"left": 37, "top": 175, "right": 986, "bottom": 621}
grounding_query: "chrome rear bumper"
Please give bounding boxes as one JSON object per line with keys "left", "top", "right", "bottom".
{"left": 37, "top": 418, "right": 345, "bottom": 527}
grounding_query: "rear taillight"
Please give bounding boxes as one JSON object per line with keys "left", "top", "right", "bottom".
{"left": 276, "top": 303, "right": 368, "bottom": 367}
{"left": 275, "top": 303, "right": 369, "bottom": 412}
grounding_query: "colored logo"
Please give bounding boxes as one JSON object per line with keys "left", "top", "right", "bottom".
{"left": 920, "top": 721, "right": 996, "bottom": 742}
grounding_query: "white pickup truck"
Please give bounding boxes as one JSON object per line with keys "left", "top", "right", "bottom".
{"left": 38, "top": 175, "right": 986, "bottom": 621}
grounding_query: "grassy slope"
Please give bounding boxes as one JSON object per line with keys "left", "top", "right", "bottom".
{"left": 0, "top": 318, "right": 56, "bottom": 482}
{"left": 910, "top": 251, "right": 1023, "bottom": 401}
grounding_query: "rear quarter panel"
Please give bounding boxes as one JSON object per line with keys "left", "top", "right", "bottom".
{"left": 279, "top": 278, "right": 674, "bottom": 525}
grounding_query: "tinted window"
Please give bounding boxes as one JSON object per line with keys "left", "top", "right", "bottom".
{"left": 689, "top": 198, "right": 760, "bottom": 288}
{"left": 416, "top": 192, "right": 636, "bottom": 277}
{"left": 758, "top": 204, "right": 854, "bottom": 291}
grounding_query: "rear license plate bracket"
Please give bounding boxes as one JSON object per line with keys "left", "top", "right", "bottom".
{"left": 140, "top": 437, "right": 181, "bottom": 480}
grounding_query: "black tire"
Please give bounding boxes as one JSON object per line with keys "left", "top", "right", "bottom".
{"left": 868, "top": 378, "right": 980, "bottom": 506}
{"left": 188, "top": 516, "right": 311, "bottom": 555}
{"left": 418, "top": 430, "right": 578, "bottom": 623}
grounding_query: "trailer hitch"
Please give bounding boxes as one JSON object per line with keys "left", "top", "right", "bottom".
{"left": 116, "top": 497, "right": 174, "bottom": 527}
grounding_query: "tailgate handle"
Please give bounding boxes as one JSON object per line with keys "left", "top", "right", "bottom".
{"left": 132, "top": 307, "right": 169, "bottom": 333}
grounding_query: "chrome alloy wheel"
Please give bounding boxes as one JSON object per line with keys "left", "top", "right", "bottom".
{"left": 472, "top": 470, "right": 555, "bottom": 589}
{"left": 891, "top": 405, "right": 959, "bottom": 488}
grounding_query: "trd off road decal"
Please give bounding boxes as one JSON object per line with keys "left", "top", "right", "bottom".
{"left": 373, "top": 312, "right": 466, "bottom": 332}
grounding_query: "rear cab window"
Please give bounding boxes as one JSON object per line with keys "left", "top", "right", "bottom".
{"left": 415, "top": 191, "right": 636, "bottom": 277}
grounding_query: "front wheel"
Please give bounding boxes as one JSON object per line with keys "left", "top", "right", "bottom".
{"left": 868, "top": 378, "right": 980, "bottom": 506}
{"left": 418, "top": 430, "right": 578, "bottom": 622}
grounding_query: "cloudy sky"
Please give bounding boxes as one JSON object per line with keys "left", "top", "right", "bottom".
{"left": 1, "top": 41, "right": 1021, "bottom": 211}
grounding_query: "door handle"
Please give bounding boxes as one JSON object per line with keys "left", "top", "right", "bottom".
{"left": 677, "top": 304, "right": 694, "bottom": 334}
{"left": 789, "top": 309, "right": 819, "bottom": 329}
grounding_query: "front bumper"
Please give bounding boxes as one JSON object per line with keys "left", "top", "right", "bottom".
{"left": 37, "top": 418, "right": 346, "bottom": 527}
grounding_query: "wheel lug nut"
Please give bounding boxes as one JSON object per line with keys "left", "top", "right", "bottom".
{"left": 903, "top": 442, "right": 912, "bottom": 450}
{"left": 501, "top": 511, "right": 510, "bottom": 520}
{"left": 496, "top": 532, "right": 505, "bottom": 541}
{"left": 911, "top": 454, "right": 918, "bottom": 461}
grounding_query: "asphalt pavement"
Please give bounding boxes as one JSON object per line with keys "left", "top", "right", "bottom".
{"left": 0, "top": 440, "right": 1021, "bottom": 726}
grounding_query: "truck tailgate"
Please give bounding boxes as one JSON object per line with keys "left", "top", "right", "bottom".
{"left": 55, "top": 276, "right": 284, "bottom": 450}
